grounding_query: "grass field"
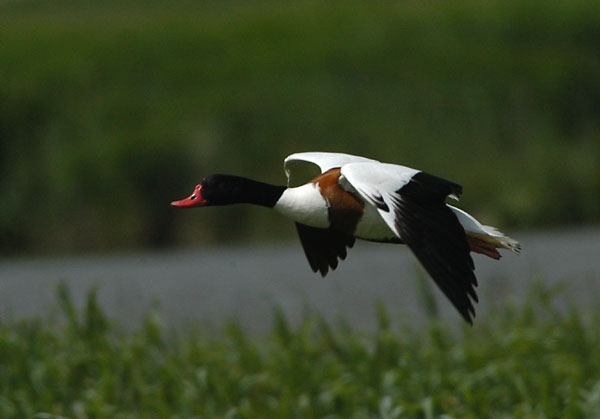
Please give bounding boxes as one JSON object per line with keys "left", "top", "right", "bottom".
{"left": 1, "top": 282, "right": 599, "bottom": 418}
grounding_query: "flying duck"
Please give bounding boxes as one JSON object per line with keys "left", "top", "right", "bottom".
{"left": 171, "top": 152, "right": 520, "bottom": 323}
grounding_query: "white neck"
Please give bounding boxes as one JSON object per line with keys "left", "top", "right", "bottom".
{"left": 274, "top": 184, "right": 329, "bottom": 228}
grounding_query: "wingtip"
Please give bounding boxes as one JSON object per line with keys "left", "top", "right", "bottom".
{"left": 463, "top": 311, "right": 475, "bottom": 325}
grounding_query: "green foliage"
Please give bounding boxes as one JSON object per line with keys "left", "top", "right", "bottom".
{"left": 1, "top": 0, "right": 599, "bottom": 253}
{"left": 0, "top": 282, "right": 599, "bottom": 417}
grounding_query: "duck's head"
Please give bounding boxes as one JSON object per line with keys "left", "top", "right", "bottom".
{"left": 171, "top": 174, "right": 286, "bottom": 208}
{"left": 171, "top": 174, "right": 237, "bottom": 208}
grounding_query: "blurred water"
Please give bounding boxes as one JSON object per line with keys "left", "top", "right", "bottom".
{"left": 1, "top": 227, "right": 599, "bottom": 333}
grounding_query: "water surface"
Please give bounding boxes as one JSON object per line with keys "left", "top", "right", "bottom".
{"left": 1, "top": 228, "right": 599, "bottom": 333}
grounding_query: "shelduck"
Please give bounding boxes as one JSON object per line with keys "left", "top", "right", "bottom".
{"left": 171, "top": 152, "right": 520, "bottom": 323}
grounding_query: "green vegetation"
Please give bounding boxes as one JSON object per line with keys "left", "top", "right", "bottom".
{"left": 1, "top": 282, "right": 599, "bottom": 417}
{"left": 1, "top": 0, "right": 599, "bottom": 253}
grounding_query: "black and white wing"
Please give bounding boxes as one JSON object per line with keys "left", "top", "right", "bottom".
{"left": 341, "top": 162, "right": 478, "bottom": 323}
{"left": 283, "top": 151, "right": 379, "bottom": 185}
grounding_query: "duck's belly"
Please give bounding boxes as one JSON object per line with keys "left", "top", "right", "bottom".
{"left": 353, "top": 204, "right": 398, "bottom": 242}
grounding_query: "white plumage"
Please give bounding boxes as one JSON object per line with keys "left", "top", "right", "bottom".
{"left": 285, "top": 151, "right": 519, "bottom": 253}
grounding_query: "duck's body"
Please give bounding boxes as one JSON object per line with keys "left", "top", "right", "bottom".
{"left": 172, "top": 152, "right": 520, "bottom": 323}
{"left": 276, "top": 168, "right": 397, "bottom": 241}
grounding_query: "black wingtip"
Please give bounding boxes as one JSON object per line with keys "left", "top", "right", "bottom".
{"left": 463, "top": 304, "right": 477, "bottom": 325}
{"left": 467, "top": 287, "right": 479, "bottom": 303}
{"left": 295, "top": 223, "right": 354, "bottom": 279}
{"left": 457, "top": 306, "right": 474, "bottom": 325}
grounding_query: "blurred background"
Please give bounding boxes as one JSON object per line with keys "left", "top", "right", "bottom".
{"left": 2, "top": 0, "right": 600, "bottom": 416}
{"left": 2, "top": 0, "right": 600, "bottom": 326}
{"left": 2, "top": 0, "right": 599, "bottom": 256}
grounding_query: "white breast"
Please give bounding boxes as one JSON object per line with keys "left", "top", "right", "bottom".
{"left": 274, "top": 184, "right": 329, "bottom": 228}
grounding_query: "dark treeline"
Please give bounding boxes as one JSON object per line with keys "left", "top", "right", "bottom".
{"left": 1, "top": 0, "right": 599, "bottom": 254}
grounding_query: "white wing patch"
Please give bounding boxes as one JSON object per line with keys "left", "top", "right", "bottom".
{"left": 283, "top": 152, "right": 379, "bottom": 185}
{"left": 340, "top": 162, "right": 420, "bottom": 238}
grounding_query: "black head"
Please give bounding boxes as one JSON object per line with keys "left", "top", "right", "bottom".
{"left": 171, "top": 174, "right": 285, "bottom": 208}
{"left": 200, "top": 174, "right": 256, "bottom": 206}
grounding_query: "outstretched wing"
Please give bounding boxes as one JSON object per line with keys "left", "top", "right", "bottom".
{"left": 341, "top": 162, "right": 478, "bottom": 323}
{"left": 283, "top": 152, "right": 379, "bottom": 185}
{"left": 295, "top": 222, "right": 355, "bottom": 277}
